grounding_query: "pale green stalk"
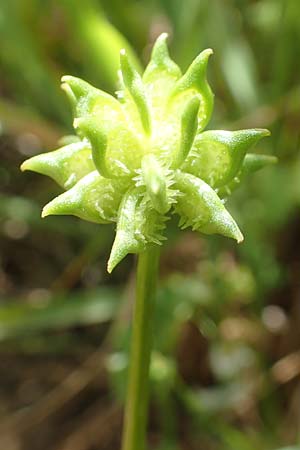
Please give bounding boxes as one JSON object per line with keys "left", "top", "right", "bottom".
{"left": 121, "top": 245, "right": 160, "bottom": 450}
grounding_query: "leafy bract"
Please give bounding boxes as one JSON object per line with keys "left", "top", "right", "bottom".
{"left": 42, "top": 171, "right": 127, "bottom": 224}
{"left": 21, "top": 141, "right": 95, "bottom": 189}
{"left": 182, "top": 129, "right": 270, "bottom": 188}
{"left": 174, "top": 171, "right": 243, "bottom": 242}
{"left": 108, "top": 188, "right": 167, "bottom": 273}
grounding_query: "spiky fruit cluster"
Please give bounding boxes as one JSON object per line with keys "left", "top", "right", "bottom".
{"left": 21, "top": 33, "right": 276, "bottom": 272}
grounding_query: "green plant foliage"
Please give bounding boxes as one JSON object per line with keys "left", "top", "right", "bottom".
{"left": 0, "top": 288, "right": 119, "bottom": 339}
{"left": 21, "top": 33, "right": 274, "bottom": 273}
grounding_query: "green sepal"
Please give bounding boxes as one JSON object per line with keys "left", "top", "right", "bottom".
{"left": 174, "top": 171, "right": 243, "bottom": 242}
{"left": 240, "top": 153, "right": 277, "bottom": 175}
{"left": 143, "top": 33, "right": 181, "bottom": 84}
{"left": 42, "top": 171, "right": 127, "bottom": 224}
{"left": 61, "top": 75, "right": 124, "bottom": 123}
{"left": 74, "top": 117, "right": 110, "bottom": 178}
{"left": 172, "top": 96, "right": 200, "bottom": 168}
{"left": 64, "top": 77, "right": 144, "bottom": 178}
{"left": 108, "top": 188, "right": 167, "bottom": 272}
{"left": 20, "top": 141, "right": 95, "bottom": 189}
{"left": 169, "top": 49, "right": 214, "bottom": 131}
{"left": 108, "top": 188, "right": 141, "bottom": 273}
{"left": 182, "top": 128, "right": 270, "bottom": 188}
{"left": 120, "top": 49, "right": 151, "bottom": 134}
{"left": 143, "top": 34, "right": 181, "bottom": 116}
{"left": 63, "top": 76, "right": 144, "bottom": 176}
{"left": 217, "top": 153, "right": 278, "bottom": 198}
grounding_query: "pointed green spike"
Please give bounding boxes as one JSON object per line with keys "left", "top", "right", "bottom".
{"left": 169, "top": 49, "right": 214, "bottom": 130}
{"left": 107, "top": 233, "right": 134, "bottom": 274}
{"left": 241, "top": 153, "right": 277, "bottom": 175}
{"left": 61, "top": 75, "right": 96, "bottom": 104}
{"left": 107, "top": 188, "right": 141, "bottom": 273}
{"left": 217, "top": 153, "right": 278, "bottom": 199}
{"left": 74, "top": 117, "right": 111, "bottom": 179}
{"left": 120, "top": 49, "right": 151, "bottom": 134}
{"left": 107, "top": 186, "right": 167, "bottom": 272}
{"left": 174, "top": 171, "right": 243, "bottom": 242}
{"left": 142, "top": 34, "right": 181, "bottom": 115}
{"left": 172, "top": 96, "right": 200, "bottom": 168}
{"left": 201, "top": 206, "right": 244, "bottom": 243}
{"left": 61, "top": 75, "right": 121, "bottom": 119}
{"left": 183, "top": 128, "right": 271, "bottom": 188}
{"left": 141, "top": 154, "right": 170, "bottom": 214}
{"left": 173, "top": 49, "right": 213, "bottom": 93}
{"left": 20, "top": 141, "right": 95, "bottom": 189}
{"left": 42, "top": 171, "right": 124, "bottom": 224}
{"left": 61, "top": 82, "right": 77, "bottom": 115}
{"left": 143, "top": 33, "right": 181, "bottom": 82}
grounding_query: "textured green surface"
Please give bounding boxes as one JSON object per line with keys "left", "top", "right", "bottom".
{"left": 21, "top": 33, "right": 273, "bottom": 272}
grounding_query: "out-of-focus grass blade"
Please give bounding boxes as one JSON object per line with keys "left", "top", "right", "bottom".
{"left": 100, "top": 0, "right": 148, "bottom": 52}
{"left": 0, "top": 98, "right": 63, "bottom": 148}
{"left": 0, "top": 288, "right": 119, "bottom": 339}
{"left": 269, "top": 1, "right": 300, "bottom": 98}
{"left": 0, "top": 1, "right": 70, "bottom": 126}
{"left": 208, "top": 0, "right": 260, "bottom": 112}
{"left": 221, "top": 40, "right": 259, "bottom": 111}
{"left": 60, "top": 0, "right": 142, "bottom": 91}
{"left": 165, "top": 0, "right": 260, "bottom": 113}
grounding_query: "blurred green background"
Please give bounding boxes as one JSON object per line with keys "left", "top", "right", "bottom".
{"left": 1, "top": 1, "right": 300, "bottom": 449}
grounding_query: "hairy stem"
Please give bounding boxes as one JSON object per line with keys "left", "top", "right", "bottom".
{"left": 121, "top": 245, "right": 160, "bottom": 450}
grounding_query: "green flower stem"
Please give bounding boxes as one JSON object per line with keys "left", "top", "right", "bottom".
{"left": 121, "top": 245, "right": 160, "bottom": 450}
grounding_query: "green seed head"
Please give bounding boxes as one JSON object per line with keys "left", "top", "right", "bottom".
{"left": 21, "top": 33, "right": 275, "bottom": 272}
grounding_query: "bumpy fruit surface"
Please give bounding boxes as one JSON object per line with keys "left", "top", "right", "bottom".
{"left": 21, "top": 33, "right": 276, "bottom": 272}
